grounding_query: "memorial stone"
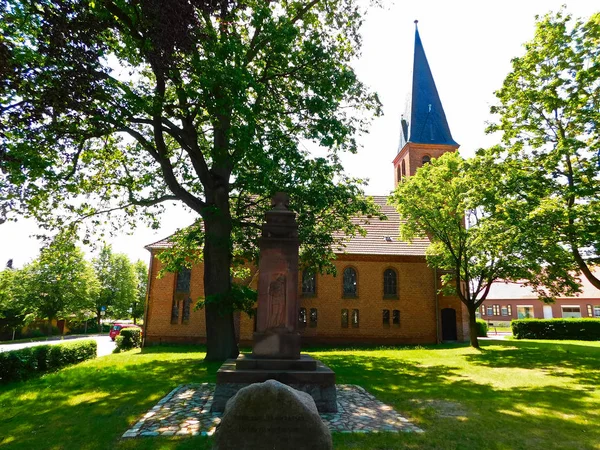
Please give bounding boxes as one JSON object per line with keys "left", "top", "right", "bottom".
{"left": 212, "top": 379, "right": 333, "bottom": 450}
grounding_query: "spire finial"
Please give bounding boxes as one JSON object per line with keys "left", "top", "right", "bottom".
{"left": 414, "top": 19, "right": 419, "bottom": 29}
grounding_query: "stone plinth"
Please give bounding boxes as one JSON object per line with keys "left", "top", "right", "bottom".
{"left": 211, "top": 354, "right": 337, "bottom": 413}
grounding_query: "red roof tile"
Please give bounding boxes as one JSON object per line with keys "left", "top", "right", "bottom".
{"left": 145, "top": 196, "right": 428, "bottom": 256}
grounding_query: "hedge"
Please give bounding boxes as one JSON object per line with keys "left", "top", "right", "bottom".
{"left": 476, "top": 319, "right": 488, "bottom": 337}
{"left": 0, "top": 339, "right": 97, "bottom": 384}
{"left": 115, "top": 328, "right": 142, "bottom": 352}
{"left": 512, "top": 319, "right": 600, "bottom": 340}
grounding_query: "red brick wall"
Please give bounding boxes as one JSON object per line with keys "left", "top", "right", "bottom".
{"left": 144, "top": 251, "right": 468, "bottom": 345}
{"left": 480, "top": 298, "right": 600, "bottom": 323}
{"left": 393, "top": 142, "right": 459, "bottom": 186}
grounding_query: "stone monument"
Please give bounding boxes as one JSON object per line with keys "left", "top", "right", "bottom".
{"left": 211, "top": 193, "right": 337, "bottom": 413}
{"left": 252, "top": 192, "right": 301, "bottom": 359}
{"left": 212, "top": 380, "right": 333, "bottom": 450}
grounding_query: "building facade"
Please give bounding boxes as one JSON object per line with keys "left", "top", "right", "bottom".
{"left": 479, "top": 269, "right": 600, "bottom": 325}
{"left": 142, "top": 24, "right": 470, "bottom": 346}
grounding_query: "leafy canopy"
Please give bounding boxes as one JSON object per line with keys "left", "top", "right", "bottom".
{"left": 486, "top": 9, "right": 600, "bottom": 289}
{"left": 1, "top": 0, "right": 381, "bottom": 249}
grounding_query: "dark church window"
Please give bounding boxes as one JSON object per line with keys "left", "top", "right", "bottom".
{"left": 383, "top": 309, "right": 390, "bottom": 326}
{"left": 343, "top": 267, "right": 357, "bottom": 297}
{"left": 182, "top": 297, "right": 192, "bottom": 323}
{"left": 341, "top": 309, "right": 349, "bottom": 328}
{"left": 352, "top": 309, "right": 359, "bottom": 328}
{"left": 401, "top": 160, "right": 406, "bottom": 179}
{"left": 383, "top": 269, "right": 398, "bottom": 298}
{"left": 302, "top": 270, "right": 316, "bottom": 296}
{"left": 171, "top": 299, "right": 180, "bottom": 324}
{"left": 298, "top": 307, "right": 307, "bottom": 328}
{"left": 393, "top": 310, "right": 400, "bottom": 326}
{"left": 422, "top": 155, "right": 431, "bottom": 165}
{"left": 176, "top": 268, "right": 191, "bottom": 293}
{"left": 310, "top": 308, "right": 318, "bottom": 327}
{"left": 172, "top": 268, "right": 191, "bottom": 325}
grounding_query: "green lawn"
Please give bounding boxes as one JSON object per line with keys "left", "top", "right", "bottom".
{"left": 1, "top": 340, "right": 598, "bottom": 450}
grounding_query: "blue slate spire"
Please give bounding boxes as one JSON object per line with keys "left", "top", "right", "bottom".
{"left": 399, "top": 21, "right": 458, "bottom": 150}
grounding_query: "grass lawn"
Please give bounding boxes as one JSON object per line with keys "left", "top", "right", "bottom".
{"left": 1, "top": 339, "right": 598, "bottom": 450}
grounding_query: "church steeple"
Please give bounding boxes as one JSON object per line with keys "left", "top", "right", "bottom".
{"left": 394, "top": 21, "right": 459, "bottom": 186}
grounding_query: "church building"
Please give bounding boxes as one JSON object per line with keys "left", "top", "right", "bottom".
{"left": 142, "top": 24, "right": 470, "bottom": 346}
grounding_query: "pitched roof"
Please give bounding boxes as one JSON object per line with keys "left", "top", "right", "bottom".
{"left": 399, "top": 22, "right": 458, "bottom": 150}
{"left": 334, "top": 196, "right": 428, "bottom": 256}
{"left": 145, "top": 196, "right": 428, "bottom": 257}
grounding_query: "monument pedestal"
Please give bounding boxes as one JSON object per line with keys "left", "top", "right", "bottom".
{"left": 212, "top": 354, "right": 337, "bottom": 413}
{"left": 251, "top": 330, "right": 301, "bottom": 359}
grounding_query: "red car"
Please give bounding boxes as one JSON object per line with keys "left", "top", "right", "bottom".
{"left": 109, "top": 323, "right": 142, "bottom": 341}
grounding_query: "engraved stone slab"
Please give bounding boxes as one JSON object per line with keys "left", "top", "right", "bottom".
{"left": 213, "top": 380, "right": 332, "bottom": 450}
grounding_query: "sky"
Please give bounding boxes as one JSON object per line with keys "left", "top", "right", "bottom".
{"left": 1, "top": 0, "right": 598, "bottom": 268}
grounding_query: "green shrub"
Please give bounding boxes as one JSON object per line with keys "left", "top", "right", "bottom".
{"left": 512, "top": 318, "right": 600, "bottom": 340}
{"left": 476, "top": 319, "right": 488, "bottom": 337}
{"left": 115, "top": 328, "right": 141, "bottom": 351}
{"left": 0, "top": 339, "right": 97, "bottom": 384}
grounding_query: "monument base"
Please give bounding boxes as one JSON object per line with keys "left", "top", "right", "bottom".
{"left": 211, "top": 354, "right": 337, "bottom": 413}
{"left": 251, "top": 331, "right": 301, "bottom": 359}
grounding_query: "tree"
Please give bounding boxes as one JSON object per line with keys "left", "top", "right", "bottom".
{"left": 92, "top": 245, "right": 138, "bottom": 326}
{"left": 18, "top": 233, "right": 99, "bottom": 336}
{"left": 0, "top": 268, "right": 33, "bottom": 339}
{"left": 132, "top": 260, "right": 148, "bottom": 325}
{"left": 390, "top": 152, "right": 576, "bottom": 348}
{"left": 486, "top": 10, "right": 600, "bottom": 290}
{"left": 1, "top": 1, "right": 381, "bottom": 359}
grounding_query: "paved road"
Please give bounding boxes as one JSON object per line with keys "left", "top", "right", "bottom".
{"left": 0, "top": 335, "right": 116, "bottom": 357}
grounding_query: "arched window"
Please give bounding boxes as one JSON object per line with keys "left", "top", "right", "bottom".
{"left": 422, "top": 155, "right": 431, "bottom": 165}
{"left": 401, "top": 160, "right": 406, "bottom": 178}
{"left": 176, "top": 268, "right": 191, "bottom": 293}
{"left": 383, "top": 269, "right": 397, "bottom": 297}
{"left": 298, "top": 307, "right": 307, "bottom": 328}
{"left": 302, "top": 270, "right": 316, "bottom": 296}
{"left": 342, "top": 267, "right": 357, "bottom": 297}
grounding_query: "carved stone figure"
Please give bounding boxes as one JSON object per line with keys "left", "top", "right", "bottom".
{"left": 267, "top": 274, "right": 287, "bottom": 329}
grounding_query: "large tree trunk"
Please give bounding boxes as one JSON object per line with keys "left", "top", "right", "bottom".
{"left": 203, "top": 197, "right": 239, "bottom": 362}
{"left": 468, "top": 306, "right": 480, "bottom": 349}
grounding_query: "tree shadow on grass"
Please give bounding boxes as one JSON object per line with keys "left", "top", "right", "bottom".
{"left": 472, "top": 340, "right": 600, "bottom": 386}
{"left": 0, "top": 348, "right": 220, "bottom": 450}
{"left": 1, "top": 344, "right": 598, "bottom": 450}
{"left": 318, "top": 351, "right": 599, "bottom": 450}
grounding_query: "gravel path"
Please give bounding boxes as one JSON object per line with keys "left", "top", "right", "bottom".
{"left": 122, "top": 383, "right": 423, "bottom": 438}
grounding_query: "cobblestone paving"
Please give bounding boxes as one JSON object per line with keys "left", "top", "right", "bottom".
{"left": 122, "top": 383, "right": 423, "bottom": 438}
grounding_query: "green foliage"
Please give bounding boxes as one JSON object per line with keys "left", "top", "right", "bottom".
{"left": 512, "top": 319, "right": 600, "bottom": 340}
{"left": 0, "top": 268, "right": 33, "bottom": 334}
{"left": 476, "top": 319, "right": 489, "bottom": 337}
{"left": 92, "top": 245, "right": 138, "bottom": 322}
{"left": 14, "top": 232, "right": 100, "bottom": 333}
{"left": 115, "top": 328, "right": 141, "bottom": 351}
{"left": 486, "top": 9, "right": 600, "bottom": 291}
{"left": 196, "top": 283, "right": 258, "bottom": 316}
{"left": 132, "top": 260, "right": 148, "bottom": 322}
{"left": 390, "top": 152, "right": 539, "bottom": 347}
{"left": 1, "top": 0, "right": 383, "bottom": 359}
{"left": 0, "top": 339, "right": 97, "bottom": 383}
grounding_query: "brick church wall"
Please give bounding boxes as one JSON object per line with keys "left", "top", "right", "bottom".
{"left": 144, "top": 250, "right": 468, "bottom": 346}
